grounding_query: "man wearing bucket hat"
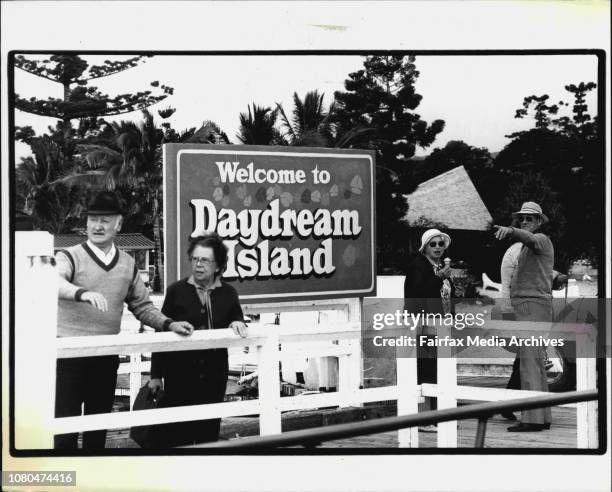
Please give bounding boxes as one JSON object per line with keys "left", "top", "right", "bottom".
{"left": 54, "top": 191, "right": 195, "bottom": 449}
{"left": 494, "top": 201, "right": 554, "bottom": 432}
{"left": 404, "top": 228, "right": 455, "bottom": 431}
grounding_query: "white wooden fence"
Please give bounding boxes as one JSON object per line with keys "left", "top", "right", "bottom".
{"left": 14, "top": 232, "right": 599, "bottom": 450}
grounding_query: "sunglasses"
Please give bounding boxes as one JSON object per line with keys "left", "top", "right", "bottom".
{"left": 517, "top": 215, "right": 535, "bottom": 223}
{"left": 428, "top": 241, "right": 446, "bottom": 248}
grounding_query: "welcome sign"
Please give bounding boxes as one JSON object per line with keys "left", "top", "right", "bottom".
{"left": 164, "top": 144, "right": 376, "bottom": 302}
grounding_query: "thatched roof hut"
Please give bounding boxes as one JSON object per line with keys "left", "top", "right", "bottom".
{"left": 403, "top": 165, "right": 492, "bottom": 231}
{"left": 401, "top": 166, "right": 496, "bottom": 273}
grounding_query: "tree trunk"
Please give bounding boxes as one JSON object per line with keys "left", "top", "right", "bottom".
{"left": 152, "top": 193, "right": 164, "bottom": 292}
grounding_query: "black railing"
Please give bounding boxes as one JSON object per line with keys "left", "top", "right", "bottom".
{"left": 198, "top": 389, "right": 597, "bottom": 449}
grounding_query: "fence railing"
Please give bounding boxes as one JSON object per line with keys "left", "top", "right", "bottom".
{"left": 198, "top": 389, "right": 599, "bottom": 449}
{"left": 52, "top": 322, "right": 364, "bottom": 437}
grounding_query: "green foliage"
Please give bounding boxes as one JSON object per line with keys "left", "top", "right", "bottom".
{"left": 334, "top": 55, "right": 445, "bottom": 163}
{"left": 14, "top": 54, "right": 172, "bottom": 121}
{"left": 184, "top": 121, "right": 230, "bottom": 144}
{"left": 78, "top": 110, "right": 164, "bottom": 231}
{"left": 416, "top": 140, "right": 493, "bottom": 185}
{"left": 333, "top": 55, "right": 445, "bottom": 271}
{"left": 493, "top": 81, "right": 601, "bottom": 269}
{"left": 15, "top": 136, "right": 85, "bottom": 233}
{"left": 512, "top": 94, "right": 559, "bottom": 131}
{"left": 276, "top": 91, "right": 335, "bottom": 147}
{"left": 495, "top": 171, "right": 567, "bottom": 265}
{"left": 237, "top": 103, "right": 282, "bottom": 145}
{"left": 157, "top": 107, "right": 176, "bottom": 119}
{"left": 14, "top": 54, "right": 174, "bottom": 235}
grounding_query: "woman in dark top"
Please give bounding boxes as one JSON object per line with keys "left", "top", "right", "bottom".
{"left": 148, "top": 233, "right": 247, "bottom": 447}
{"left": 403, "top": 228, "right": 455, "bottom": 431}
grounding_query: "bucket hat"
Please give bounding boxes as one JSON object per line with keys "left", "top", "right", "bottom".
{"left": 512, "top": 201, "right": 548, "bottom": 224}
{"left": 419, "top": 228, "right": 451, "bottom": 253}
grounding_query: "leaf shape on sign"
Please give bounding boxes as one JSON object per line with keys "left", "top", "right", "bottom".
{"left": 311, "top": 190, "right": 321, "bottom": 203}
{"left": 344, "top": 189, "right": 352, "bottom": 199}
{"left": 330, "top": 184, "right": 339, "bottom": 197}
{"left": 350, "top": 175, "right": 363, "bottom": 195}
{"left": 343, "top": 244, "right": 357, "bottom": 267}
{"left": 321, "top": 192, "right": 330, "bottom": 206}
{"left": 266, "top": 186, "right": 275, "bottom": 201}
{"left": 280, "top": 192, "right": 293, "bottom": 207}
{"left": 301, "top": 189, "right": 311, "bottom": 204}
{"left": 223, "top": 184, "right": 231, "bottom": 196}
{"left": 222, "top": 195, "right": 230, "bottom": 207}
{"left": 255, "top": 187, "right": 267, "bottom": 203}
{"left": 213, "top": 187, "right": 223, "bottom": 201}
{"left": 236, "top": 184, "right": 247, "bottom": 200}
{"left": 244, "top": 195, "right": 252, "bottom": 207}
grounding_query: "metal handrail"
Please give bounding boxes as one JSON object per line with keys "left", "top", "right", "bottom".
{"left": 198, "top": 389, "right": 598, "bottom": 449}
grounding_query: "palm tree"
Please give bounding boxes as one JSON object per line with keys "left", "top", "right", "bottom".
{"left": 80, "top": 113, "right": 161, "bottom": 222}
{"left": 276, "top": 90, "right": 374, "bottom": 148}
{"left": 237, "top": 103, "right": 282, "bottom": 145}
{"left": 185, "top": 120, "right": 230, "bottom": 144}
{"left": 276, "top": 90, "right": 335, "bottom": 147}
{"left": 16, "top": 136, "right": 87, "bottom": 233}
{"left": 78, "top": 110, "right": 165, "bottom": 286}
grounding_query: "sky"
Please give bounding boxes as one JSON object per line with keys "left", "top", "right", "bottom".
{"left": 13, "top": 53, "right": 599, "bottom": 161}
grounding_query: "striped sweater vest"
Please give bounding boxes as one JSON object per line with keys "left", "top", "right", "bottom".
{"left": 57, "top": 243, "right": 138, "bottom": 337}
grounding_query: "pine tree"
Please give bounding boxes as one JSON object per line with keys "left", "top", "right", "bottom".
{"left": 15, "top": 54, "right": 173, "bottom": 126}
{"left": 334, "top": 55, "right": 445, "bottom": 271}
{"left": 14, "top": 54, "right": 174, "bottom": 233}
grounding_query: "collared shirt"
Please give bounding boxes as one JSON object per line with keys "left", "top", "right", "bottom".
{"left": 86, "top": 240, "right": 117, "bottom": 266}
{"left": 500, "top": 242, "right": 522, "bottom": 310}
{"left": 187, "top": 275, "right": 222, "bottom": 329}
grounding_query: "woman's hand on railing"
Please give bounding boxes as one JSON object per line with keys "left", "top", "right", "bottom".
{"left": 148, "top": 378, "right": 163, "bottom": 395}
{"left": 230, "top": 321, "right": 248, "bottom": 338}
{"left": 169, "top": 321, "right": 194, "bottom": 336}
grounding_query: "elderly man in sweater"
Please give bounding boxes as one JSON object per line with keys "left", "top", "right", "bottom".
{"left": 494, "top": 201, "right": 554, "bottom": 432}
{"left": 54, "top": 191, "right": 194, "bottom": 449}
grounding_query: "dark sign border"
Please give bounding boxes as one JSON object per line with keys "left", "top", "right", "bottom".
{"left": 164, "top": 143, "right": 377, "bottom": 302}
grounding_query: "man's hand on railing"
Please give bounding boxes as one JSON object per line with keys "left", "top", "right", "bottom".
{"left": 81, "top": 291, "right": 108, "bottom": 312}
{"left": 230, "top": 321, "right": 248, "bottom": 338}
{"left": 169, "top": 321, "right": 194, "bottom": 336}
{"left": 148, "top": 378, "right": 163, "bottom": 395}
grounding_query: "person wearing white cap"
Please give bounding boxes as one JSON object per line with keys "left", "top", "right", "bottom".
{"left": 404, "top": 228, "right": 455, "bottom": 432}
{"left": 494, "top": 201, "right": 554, "bottom": 432}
